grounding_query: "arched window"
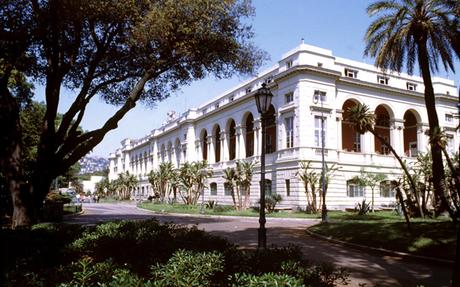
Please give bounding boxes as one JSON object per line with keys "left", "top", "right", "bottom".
{"left": 374, "top": 105, "right": 391, "bottom": 155}
{"left": 342, "top": 100, "right": 361, "bottom": 152}
{"left": 210, "top": 182, "right": 217, "bottom": 195}
{"left": 174, "top": 138, "right": 181, "bottom": 167}
{"left": 214, "top": 126, "right": 221, "bottom": 162}
{"left": 347, "top": 178, "right": 364, "bottom": 197}
{"left": 228, "top": 120, "right": 236, "bottom": 160}
{"left": 379, "top": 180, "right": 395, "bottom": 198}
{"left": 201, "top": 130, "right": 208, "bottom": 160}
{"left": 404, "top": 110, "right": 418, "bottom": 157}
{"left": 265, "top": 105, "right": 276, "bottom": 154}
{"left": 245, "top": 113, "right": 254, "bottom": 157}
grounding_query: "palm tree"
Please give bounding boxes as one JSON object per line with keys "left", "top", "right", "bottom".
{"left": 296, "top": 161, "right": 319, "bottom": 213}
{"left": 235, "top": 160, "right": 256, "bottom": 210}
{"left": 223, "top": 167, "right": 238, "bottom": 210}
{"left": 348, "top": 103, "right": 424, "bottom": 217}
{"left": 365, "top": 0, "right": 457, "bottom": 215}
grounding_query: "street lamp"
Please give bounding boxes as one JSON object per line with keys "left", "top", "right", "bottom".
{"left": 254, "top": 82, "right": 273, "bottom": 249}
{"left": 313, "top": 90, "right": 328, "bottom": 223}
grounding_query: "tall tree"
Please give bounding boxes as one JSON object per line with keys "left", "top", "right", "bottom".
{"left": 0, "top": 0, "right": 265, "bottom": 227}
{"left": 365, "top": 0, "right": 458, "bottom": 216}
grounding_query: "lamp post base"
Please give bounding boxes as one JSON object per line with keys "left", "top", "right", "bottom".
{"left": 258, "top": 226, "right": 266, "bottom": 249}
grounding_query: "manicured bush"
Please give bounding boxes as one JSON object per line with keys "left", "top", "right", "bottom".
{"left": 151, "top": 250, "right": 223, "bottom": 287}
{"left": 4, "top": 220, "right": 349, "bottom": 287}
{"left": 265, "top": 194, "right": 283, "bottom": 213}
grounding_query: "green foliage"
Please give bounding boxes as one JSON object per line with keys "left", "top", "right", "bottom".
{"left": 151, "top": 250, "right": 223, "bottom": 287}
{"left": 177, "top": 161, "right": 212, "bottom": 205}
{"left": 46, "top": 191, "right": 72, "bottom": 204}
{"left": 4, "top": 219, "right": 350, "bottom": 287}
{"left": 355, "top": 199, "right": 371, "bottom": 216}
{"left": 222, "top": 160, "right": 256, "bottom": 210}
{"left": 230, "top": 272, "right": 303, "bottom": 287}
{"left": 265, "top": 194, "right": 283, "bottom": 213}
{"left": 205, "top": 200, "right": 217, "bottom": 209}
{"left": 148, "top": 162, "right": 177, "bottom": 202}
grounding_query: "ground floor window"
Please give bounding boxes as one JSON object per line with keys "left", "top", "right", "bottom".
{"left": 285, "top": 179, "right": 290, "bottom": 196}
{"left": 210, "top": 182, "right": 217, "bottom": 195}
{"left": 224, "top": 183, "right": 232, "bottom": 196}
{"left": 347, "top": 179, "right": 364, "bottom": 197}
{"left": 379, "top": 180, "right": 395, "bottom": 197}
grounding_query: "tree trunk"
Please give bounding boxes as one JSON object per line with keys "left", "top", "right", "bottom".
{"left": 416, "top": 39, "right": 450, "bottom": 217}
{"left": 395, "top": 183, "right": 410, "bottom": 230}
{"left": 371, "top": 129, "right": 424, "bottom": 218}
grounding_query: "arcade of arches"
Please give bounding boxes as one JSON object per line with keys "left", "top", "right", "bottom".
{"left": 341, "top": 100, "right": 421, "bottom": 157}
{"left": 199, "top": 105, "right": 277, "bottom": 163}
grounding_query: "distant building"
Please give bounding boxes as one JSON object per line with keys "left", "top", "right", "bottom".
{"left": 82, "top": 176, "right": 105, "bottom": 195}
{"left": 108, "top": 43, "right": 459, "bottom": 209}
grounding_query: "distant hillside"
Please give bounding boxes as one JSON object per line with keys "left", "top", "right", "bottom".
{"left": 79, "top": 156, "right": 109, "bottom": 175}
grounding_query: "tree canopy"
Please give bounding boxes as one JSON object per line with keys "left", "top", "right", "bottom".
{"left": 1, "top": 0, "right": 265, "bottom": 226}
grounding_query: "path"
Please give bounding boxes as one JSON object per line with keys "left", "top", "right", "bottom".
{"left": 66, "top": 203, "right": 453, "bottom": 287}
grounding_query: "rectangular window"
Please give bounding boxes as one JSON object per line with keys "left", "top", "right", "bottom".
{"left": 229, "top": 95, "right": 234, "bottom": 102}
{"left": 224, "top": 183, "right": 232, "bottom": 196}
{"left": 344, "top": 68, "right": 358, "bottom": 78}
{"left": 285, "top": 92, "right": 294, "bottom": 103}
{"left": 285, "top": 116, "right": 294, "bottom": 148}
{"left": 285, "top": 179, "right": 291, "bottom": 196}
{"left": 210, "top": 183, "right": 217, "bottom": 196}
{"left": 353, "top": 132, "right": 361, "bottom": 152}
{"left": 246, "top": 87, "right": 252, "bottom": 94}
{"left": 314, "top": 116, "right": 326, "bottom": 147}
{"left": 215, "top": 103, "right": 219, "bottom": 109}
{"left": 379, "top": 181, "right": 395, "bottom": 197}
{"left": 406, "top": 82, "right": 417, "bottom": 91}
{"left": 313, "top": 90, "right": 327, "bottom": 103}
{"left": 446, "top": 114, "right": 453, "bottom": 122}
{"left": 377, "top": 75, "right": 389, "bottom": 85}
{"left": 347, "top": 182, "right": 364, "bottom": 197}
{"left": 286, "top": 60, "right": 293, "bottom": 69}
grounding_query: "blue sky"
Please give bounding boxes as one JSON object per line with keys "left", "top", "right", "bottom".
{"left": 34, "top": 0, "right": 459, "bottom": 157}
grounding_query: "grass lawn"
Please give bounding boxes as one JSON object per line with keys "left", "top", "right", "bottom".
{"left": 308, "top": 211, "right": 456, "bottom": 260}
{"left": 138, "top": 202, "right": 320, "bottom": 219}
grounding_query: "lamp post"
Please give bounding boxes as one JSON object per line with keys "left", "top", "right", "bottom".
{"left": 254, "top": 82, "right": 273, "bottom": 249}
{"left": 314, "top": 90, "right": 328, "bottom": 223}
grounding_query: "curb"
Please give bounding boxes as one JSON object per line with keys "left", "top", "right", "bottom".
{"left": 136, "top": 206, "right": 319, "bottom": 222}
{"left": 305, "top": 228, "right": 454, "bottom": 266}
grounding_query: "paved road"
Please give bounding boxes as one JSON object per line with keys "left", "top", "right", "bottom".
{"left": 66, "top": 203, "right": 453, "bottom": 287}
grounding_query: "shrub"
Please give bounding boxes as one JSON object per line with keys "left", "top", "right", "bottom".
{"left": 213, "top": 205, "right": 235, "bottom": 213}
{"left": 230, "top": 272, "right": 303, "bottom": 287}
{"left": 355, "top": 199, "right": 370, "bottom": 215}
{"left": 46, "top": 192, "right": 72, "bottom": 204}
{"left": 205, "top": 200, "right": 217, "bottom": 209}
{"left": 151, "top": 250, "right": 223, "bottom": 287}
{"left": 281, "top": 261, "right": 350, "bottom": 287}
{"left": 265, "top": 194, "right": 283, "bottom": 213}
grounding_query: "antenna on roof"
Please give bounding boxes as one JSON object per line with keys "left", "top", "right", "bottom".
{"left": 301, "top": 38, "right": 305, "bottom": 45}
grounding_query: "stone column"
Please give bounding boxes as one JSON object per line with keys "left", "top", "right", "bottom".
{"left": 236, "top": 125, "right": 245, "bottom": 159}
{"left": 220, "top": 130, "right": 227, "bottom": 162}
{"left": 208, "top": 135, "right": 215, "bottom": 164}
{"left": 417, "top": 123, "right": 429, "bottom": 153}
{"left": 391, "top": 119, "right": 405, "bottom": 156}
{"left": 195, "top": 139, "right": 201, "bottom": 161}
{"left": 336, "top": 112, "right": 343, "bottom": 151}
{"left": 254, "top": 118, "right": 262, "bottom": 156}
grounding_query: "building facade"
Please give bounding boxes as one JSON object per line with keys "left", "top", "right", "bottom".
{"left": 108, "top": 43, "right": 459, "bottom": 209}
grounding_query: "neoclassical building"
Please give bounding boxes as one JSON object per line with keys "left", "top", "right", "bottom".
{"left": 108, "top": 43, "right": 459, "bottom": 209}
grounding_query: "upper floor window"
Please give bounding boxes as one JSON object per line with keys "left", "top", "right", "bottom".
{"left": 313, "top": 90, "right": 327, "bottom": 103}
{"left": 445, "top": 114, "right": 453, "bottom": 123}
{"left": 229, "top": 95, "right": 234, "bottom": 102}
{"left": 377, "top": 75, "right": 389, "bottom": 85}
{"left": 353, "top": 132, "right": 361, "bottom": 152}
{"left": 215, "top": 103, "right": 220, "bottom": 109}
{"left": 224, "top": 183, "right": 232, "bottom": 196}
{"left": 314, "top": 116, "right": 327, "bottom": 147}
{"left": 285, "top": 116, "right": 294, "bottom": 148}
{"left": 285, "top": 92, "right": 294, "bottom": 103}
{"left": 344, "top": 68, "right": 358, "bottom": 78}
{"left": 246, "top": 86, "right": 252, "bottom": 94}
{"left": 286, "top": 60, "right": 293, "bottom": 69}
{"left": 406, "top": 82, "right": 417, "bottom": 91}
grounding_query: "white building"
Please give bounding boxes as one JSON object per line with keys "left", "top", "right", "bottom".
{"left": 81, "top": 176, "right": 105, "bottom": 195}
{"left": 108, "top": 43, "right": 459, "bottom": 209}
